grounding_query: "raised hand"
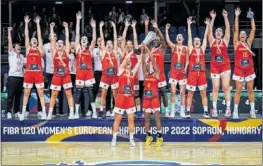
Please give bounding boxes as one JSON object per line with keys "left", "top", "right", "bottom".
{"left": 210, "top": 10, "right": 216, "bottom": 18}
{"left": 90, "top": 18, "right": 96, "bottom": 28}
{"left": 151, "top": 20, "right": 158, "bottom": 29}
{"left": 34, "top": 16, "right": 41, "bottom": 24}
{"left": 204, "top": 18, "right": 210, "bottom": 25}
{"left": 235, "top": 8, "right": 241, "bottom": 16}
{"left": 187, "top": 16, "right": 193, "bottom": 25}
{"left": 76, "top": 11, "right": 82, "bottom": 20}
{"left": 222, "top": 9, "right": 228, "bottom": 17}
{"left": 50, "top": 22, "right": 55, "bottom": 28}
{"left": 8, "top": 27, "right": 13, "bottom": 32}
{"left": 99, "top": 21, "right": 104, "bottom": 27}
{"left": 24, "top": 15, "right": 31, "bottom": 23}
{"left": 144, "top": 16, "right": 149, "bottom": 26}
{"left": 124, "top": 19, "right": 130, "bottom": 27}
{"left": 131, "top": 20, "right": 137, "bottom": 28}
{"left": 62, "top": 22, "right": 68, "bottom": 27}
{"left": 166, "top": 23, "right": 171, "bottom": 30}
{"left": 110, "top": 21, "right": 116, "bottom": 28}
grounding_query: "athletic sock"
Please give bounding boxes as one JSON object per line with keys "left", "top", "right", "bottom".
{"left": 212, "top": 102, "right": 217, "bottom": 110}
{"left": 48, "top": 108, "right": 53, "bottom": 114}
{"left": 91, "top": 102, "right": 96, "bottom": 113}
{"left": 69, "top": 107, "right": 74, "bottom": 115}
{"left": 226, "top": 101, "right": 231, "bottom": 109}
{"left": 22, "top": 106, "right": 26, "bottom": 115}
{"left": 181, "top": 105, "right": 185, "bottom": 112}
{"left": 186, "top": 106, "right": 190, "bottom": 112}
{"left": 42, "top": 107, "right": 46, "bottom": 114}
{"left": 250, "top": 102, "right": 255, "bottom": 111}
{"left": 113, "top": 132, "right": 118, "bottom": 139}
{"left": 100, "top": 105, "right": 105, "bottom": 112}
{"left": 234, "top": 104, "right": 238, "bottom": 112}
{"left": 203, "top": 106, "right": 208, "bottom": 112}
{"left": 75, "top": 104, "right": 80, "bottom": 114}
{"left": 171, "top": 103, "right": 175, "bottom": 113}
{"left": 129, "top": 132, "right": 134, "bottom": 140}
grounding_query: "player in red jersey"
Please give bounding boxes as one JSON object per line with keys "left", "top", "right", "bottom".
{"left": 186, "top": 17, "right": 210, "bottom": 119}
{"left": 46, "top": 22, "right": 74, "bottom": 120}
{"left": 145, "top": 19, "right": 169, "bottom": 115}
{"left": 232, "top": 8, "right": 256, "bottom": 119}
{"left": 166, "top": 24, "right": 188, "bottom": 118}
{"left": 111, "top": 50, "right": 142, "bottom": 147}
{"left": 142, "top": 45, "right": 163, "bottom": 147}
{"left": 99, "top": 21, "right": 119, "bottom": 118}
{"left": 208, "top": 9, "right": 231, "bottom": 118}
{"left": 19, "top": 15, "right": 46, "bottom": 121}
{"left": 74, "top": 12, "right": 97, "bottom": 119}
{"left": 120, "top": 19, "right": 143, "bottom": 117}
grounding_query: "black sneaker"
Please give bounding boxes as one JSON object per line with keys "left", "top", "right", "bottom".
{"left": 98, "top": 111, "right": 104, "bottom": 119}
{"left": 203, "top": 111, "right": 210, "bottom": 119}
{"left": 185, "top": 111, "right": 191, "bottom": 119}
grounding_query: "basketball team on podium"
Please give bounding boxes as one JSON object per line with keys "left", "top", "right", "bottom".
{"left": 7, "top": 7, "right": 256, "bottom": 146}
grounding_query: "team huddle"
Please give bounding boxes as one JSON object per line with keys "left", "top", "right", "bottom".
{"left": 7, "top": 8, "right": 256, "bottom": 146}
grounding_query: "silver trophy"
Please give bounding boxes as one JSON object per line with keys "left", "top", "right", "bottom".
{"left": 136, "top": 31, "right": 157, "bottom": 49}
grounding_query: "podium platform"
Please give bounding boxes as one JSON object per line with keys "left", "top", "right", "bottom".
{"left": 1, "top": 114, "right": 262, "bottom": 142}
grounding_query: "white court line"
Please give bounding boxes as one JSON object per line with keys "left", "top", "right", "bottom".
{"left": 140, "top": 142, "right": 143, "bottom": 160}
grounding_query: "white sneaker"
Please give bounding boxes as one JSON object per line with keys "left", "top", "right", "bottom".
{"left": 250, "top": 110, "right": 256, "bottom": 118}
{"left": 7, "top": 112, "right": 12, "bottom": 119}
{"left": 46, "top": 112, "right": 52, "bottom": 120}
{"left": 111, "top": 111, "right": 115, "bottom": 117}
{"left": 111, "top": 138, "right": 117, "bottom": 147}
{"left": 18, "top": 113, "right": 25, "bottom": 121}
{"left": 224, "top": 107, "right": 231, "bottom": 117}
{"left": 169, "top": 112, "right": 175, "bottom": 118}
{"left": 92, "top": 112, "right": 98, "bottom": 119}
{"left": 24, "top": 112, "right": 29, "bottom": 118}
{"left": 185, "top": 112, "right": 191, "bottom": 119}
{"left": 68, "top": 114, "right": 75, "bottom": 120}
{"left": 15, "top": 113, "right": 19, "bottom": 119}
{"left": 165, "top": 112, "right": 170, "bottom": 118}
{"left": 180, "top": 111, "right": 185, "bottom": 118}
{"left": 129, "top": 139, "right": 136, "bottom": 147}
{"left": 211, "top": 109, "right": 218, "bottom": 118}
{"left": 86, "top": 110, "right": 92, "bottom": 117}
{"left": 203, "top": 112, "right": 210, "bottom": 119}
{"left": 74, "top": 113, "right": 80, "bottom": 119}
{"left": 232, "top": 111, "right": 239, "bottom": 119}
{"left": 106, "top": 111, "right": 111, "bottom": 117}
{"left": 37, "top": 112, "right": 43, "bottom": 119}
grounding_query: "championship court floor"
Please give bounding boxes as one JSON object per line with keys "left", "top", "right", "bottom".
{"left": 2, "top": 142, "right": 262, "bottom": 165}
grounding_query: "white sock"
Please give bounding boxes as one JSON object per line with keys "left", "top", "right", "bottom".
{"left": 165, "top": 107, "right": 168, "bottom": 112}
{"left": 22, "top": 106, "right": 26, "bottom": 114}
{"left": 75, "top": 104, "right": 80, "bottom": 114}
{"left": 136, "top": 105, "right": 141, "bottom": 112}
{"left": 129, "top": 132, "right": 134, "bottom": 140}
{"left": 69, "top": 107, "right": 74, "bottom": 115}
{"left": 42, "top": 107, "right": 46, "bottom": 114}
{"left": 187, "top": 106, "right": 190, "bottom": 112}
{"left": 113, "top": 132, "right": 118, "bottom": 139}
{"left": 91, "top": 103, "right": 96, "bottom": 113}
{"left": 171, "top": 103, "right": 175, "bottom": 113}
{"left": 250, "top": 102, "right": 255, "bottom": 110}
{"left": 212, "top": 102, "right": 217, "bottom": 110}
{"left": 226, "top": 101, "right": 231, "bottom": 108}
{"left": 100, "top": 106, "right": 105, "bottom": 112}
{"left": 181, "top": 105, "right": 185, "bottom": 112}
{"left": 48, "top": 108, "right": 53, "bottom": 114}
{"left": 203, "top": 106, "right": 208, "bottom": 112}
{"left": 234, "top": 104, "right": 238, "bottom": 112}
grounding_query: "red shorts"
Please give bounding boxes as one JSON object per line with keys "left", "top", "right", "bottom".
{"left": 51, "top": 74, "right": 72, "bottom": 91}
{"left": 113, "top": 94, "right": 136, "bottom": 114}
{"left": 187, "top": 71, "right": 207, "bottom": 91}
{"left": 100, "top": 75, "right": 119, "bottom": 89}
{"left": 210, "top": 63, "right": 231, "bottom": 78}
{"left": 76, "top": 70, "right": 95, "bottom": 87}
{"left": 158, "top": 73, "right": 167, "bottom": 88}
{"left": 233, "top": 66, "right": 256, "bottom": 82}
{"left": 143, "top": 96, "right": 160, "bottom": 113}
{"left": 169, "top": 72, "right": 187, "bottom": 85}
{"left": 23, "top": 71, "right": 44, "bottom": 89}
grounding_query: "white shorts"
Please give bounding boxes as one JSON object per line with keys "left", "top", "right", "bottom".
{"left": 99, "top": 82, "right": 119, "bottom": 89}
{"left": 169, "top": 78, "right": 187, "bottom": 86}
{"left": 143, "top": 108, "right": 160, "bottom": 114}
{"left": 50, "top": 82, "right": 73, "bottom": 91}
{"left": 186, "top": 84, "right": 207, "bottom": 91}
{"left": 113, "top": 107, "right": 136, "bottom": 115}
{"left": 211, "top": 70, "right": 231, "bottom": 79}
{"left": 76, "top": 78, "right": 96, "bottom": 87}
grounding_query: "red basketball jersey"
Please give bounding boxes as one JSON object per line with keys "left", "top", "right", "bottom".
{"left": 26, "top": 48, "right": 42, "bottom": 71}
{"left": 189, "top": 48, "right": 206, "bottom": 72}
{"left": 210, "top": 39, "right": 230, "bottom": 65}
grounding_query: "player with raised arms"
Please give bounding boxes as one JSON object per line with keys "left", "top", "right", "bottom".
{"left": 208, "top": 9, "right": 231, "bottom": 118}
{"left": 142, "top": 45, "right": 163, "bottom": 147}
{"left": 232, "top": 8, "right": 256, "bottom": 119}
{"left": 111, "top": 49, "right": 142, "bottom": 147}
{"left": 98, "top": 20, "right": 119, "bottom": 118}
{"left": 185, "top": 16, "right": 210, "bottom": 118}
{"left": 166, "top": 23, "right": 188, "bottom": 118}
{"left": 19, "top": 15, "right": 46, "bottom": 121}
{"left": 46, "top": 22, "right": 74, "bottom": 120}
